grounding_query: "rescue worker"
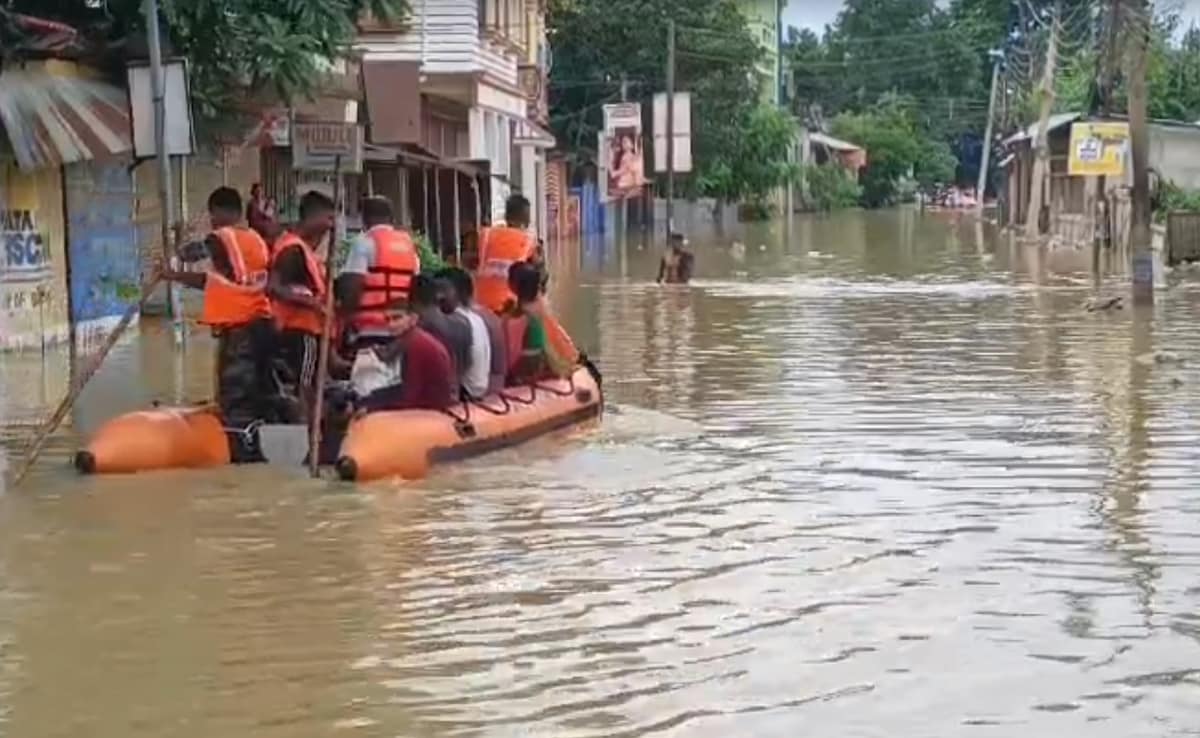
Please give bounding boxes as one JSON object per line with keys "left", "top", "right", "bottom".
{"left": 268, "top": 190, "right": 335, "bottom": 422}
{"left": 475, "top": 194, "right": 538, "bottom": 314}
{"left": 161, "top": 187, "right": 276, "bottom": 462}
{"left": 337, "top": 196, "right": 420, "bottom": 352}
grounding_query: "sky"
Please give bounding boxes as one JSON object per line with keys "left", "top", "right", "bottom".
{"left": 782, "top": 0, "right": 1200, "bottom": 35}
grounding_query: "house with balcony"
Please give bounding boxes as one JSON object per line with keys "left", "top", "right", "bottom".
{"left": 354, "top": 0, "right": 554, "bottom": 255}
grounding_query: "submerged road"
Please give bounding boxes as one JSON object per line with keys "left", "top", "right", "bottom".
{"left": 1, "top": 209, "right": 1199, "bottom": 736}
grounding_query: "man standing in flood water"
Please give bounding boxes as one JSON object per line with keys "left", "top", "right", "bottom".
{"left": 657, "top": 232, "right": 694, "bottom": 284}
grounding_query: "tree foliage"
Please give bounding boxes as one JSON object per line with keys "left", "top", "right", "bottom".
{"left": 832, "top": 99, "right": 954, "bottom": 207}
{"left": 803, "top": 163, "right": 862, "bottom": 211}
{"left": 9, "top": 0, "right": 409, "bottom": 118}
{"left": 547, "top": 0, "right": 769, "bottom": 201}
{"left": 694, "top": 104, "right": 797, "bottom": 206}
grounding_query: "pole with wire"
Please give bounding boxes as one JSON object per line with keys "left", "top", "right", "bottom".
{"left": 976, "top": 49, "right": 1002, "bottom": 214}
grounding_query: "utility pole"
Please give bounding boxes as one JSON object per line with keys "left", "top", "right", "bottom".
{"left": 1092, "top": 0, "right": 1123, "bottom": 284}
{"left": 976, "top": 50, "right": 1002, "bottom": 214}
{"left": 145, "top": 0, "right": 183, "bottom": 345}
{"left": 665, "top": 19, "right": 676, "bottom": 239}
{"left": 1023, "top": 2, "right": 1061, "bottom": 239}
{"left": 1127, "top": 0, "right": 1154, "bottom": 304}
{"left": 620, "top": 74, "right": 629, "bottom": 250}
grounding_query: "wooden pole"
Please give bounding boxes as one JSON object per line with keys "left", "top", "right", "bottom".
{"left": 976, "top": 53, "right": 1001, "bottom": 213}
{"left": 11, "top": 272, "right": 163, "bottom": 486}
{"left": 308, "top": 155, "right": 341, "bottom": 477}
{"left": 1127, "top": 0, "right": 1154, "bottom": 304}
{"left": 1024, "top": 2, "right": 1060, "bottom": 239}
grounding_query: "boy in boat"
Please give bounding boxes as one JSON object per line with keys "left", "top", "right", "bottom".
{"left": 475, "top": 194, "right": 538, "bottom": 314}
{"left": 161, "top": 187, "right": 277, "bottom": 462}
{"left": 657, "top": 232, "right": 694, "bottom": 284}
{"left": 434, "top": 268, "right": 492, "bottom": 400}
{"left": 410, "top": 272, "right": 473, "bottom": 393}
{"left": 442, "top": 267, "right": 506, "bottom": 397}
{"left": 267, "top": 190, "right": 336, "bottom": 423}
{"left": 356, "top": 301, "right": 456, "bottom": 413}
{"left": 503, "top": 262, "right": 574, "bottom": 385}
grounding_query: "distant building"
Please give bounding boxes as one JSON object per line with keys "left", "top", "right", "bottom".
{"left": 735, "top": 0, "right": 785, "bottom": 105}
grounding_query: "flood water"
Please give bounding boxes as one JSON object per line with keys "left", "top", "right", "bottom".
{"left": 3, "top": 208, "right": 1200, "bottom": 736}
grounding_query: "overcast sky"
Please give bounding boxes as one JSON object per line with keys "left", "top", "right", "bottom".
{"left": 783, "top": 0, "right": 1200, "bottom": 35}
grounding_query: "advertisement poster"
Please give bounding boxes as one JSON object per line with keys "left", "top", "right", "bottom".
{"left": 1068, "top": 121, "right": 1129, "bottom": 177}
{"left": 602, "top": 102, "right": 646, "bottom": 200}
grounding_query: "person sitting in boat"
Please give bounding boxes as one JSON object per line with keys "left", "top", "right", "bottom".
{"left": 160, "top": 186, "right": 277, "bottom": 462}
{"left": 657, "top": 232, "right": 694, "bottom": 284}
{"left": 267, "top": 190, "right": 335, "bottom": 423}
{"left": 504, "top": 263, "right": 575, "bottom": 386}
{"left": 475, "top": 194, "right": 538, "bottom": 314}
{"left": 436, "top": 267, "right": 494, "bottom": 400}
{"left": 337, "top": 195, "right": 420, "bottom": 353}
{"left": 442, "top": 267, "right": 506, "bottom": 397}
{"left": 356, "top": 301, "right": 456, "bottom": 413}
{"left": 408, "top": 273, "right": 473, "bottom": 393}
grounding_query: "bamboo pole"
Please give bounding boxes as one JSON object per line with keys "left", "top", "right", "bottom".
{"left": 308, "top": 156, "right": 342, "bottom": 477}
{"left": 11, "top": 272, "right": 164, "bottom": 486}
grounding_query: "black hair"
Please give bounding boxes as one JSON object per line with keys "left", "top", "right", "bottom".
{"left": 504, "top": 194, "right": 531, "bottom": 223}
{"left": 299, "top": 190, "right": 335, "bottom": 220}
{"left": 410, "top": 272, "right": 438, "bottom": 307}
{"left": 361, "top": 196, "right": 393, "bottom": 225}
{"left": 437, "top": 267, "right": 474, "bottom": 302}
{"left": 508, "top": 262, "right": 541, "bottom": 303}
{"left": 208, "top": 186, "right": 242, "bottom": 214}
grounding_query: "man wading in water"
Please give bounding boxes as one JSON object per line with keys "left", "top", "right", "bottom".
{"left": 657, "top": 232, "right": 694, "bottom": 284}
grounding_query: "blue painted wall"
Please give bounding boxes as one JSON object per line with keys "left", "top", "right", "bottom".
{"left": 63, "top": 162, "right": 140, "bottom": 328}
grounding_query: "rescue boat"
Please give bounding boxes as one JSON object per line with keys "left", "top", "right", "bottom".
{"left": 74, "top": 366, "right": 602, "bottom": 481}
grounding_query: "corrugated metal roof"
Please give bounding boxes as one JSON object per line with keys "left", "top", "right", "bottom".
{"left": 1003, "top": 111, "right": 1081, "bottom": 146}
{"left": 0, "top": 66, "right": 131, "bottom": 172}
{"left": 810, "top": 131, "right": 862, "bottom": 152}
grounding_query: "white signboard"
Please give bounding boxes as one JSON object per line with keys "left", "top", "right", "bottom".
{"left": 601, "top": 103, "right": 646, "bottom": 201}
{"left": 127, "top": 60, "right": 195, "bottom": 158}
{"left": 292, "top": 122, "right": 364, "bottom": 173}
{"left": 653, "top": 92, "right": 692, "bottom": 173}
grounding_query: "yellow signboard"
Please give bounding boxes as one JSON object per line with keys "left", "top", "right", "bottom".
{"left": 1068, "top": 121, "right": 1129, "bottom": 177}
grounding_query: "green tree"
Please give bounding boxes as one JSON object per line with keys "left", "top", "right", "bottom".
{"left": 9, "top": 0, "right": 409, "bottom": 118}
{"left": 548, "top": 0, "right": 764, "bottom": 198}
{"left": 832, "top": 100, "right": 955, "bottom": 207}
{"left": 695, "top": 104, "right": 797, "bottom": 210}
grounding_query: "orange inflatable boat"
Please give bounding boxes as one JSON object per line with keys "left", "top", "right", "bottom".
{"left": 75, "top": 367, "right": 602, "bottom": 481}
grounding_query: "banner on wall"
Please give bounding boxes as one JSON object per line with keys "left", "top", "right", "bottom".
{"left": 1068, "top": 121, "right": 1129, "bottom": 177}
{"left": 602, "top": 102, "right": 646, "bottom": 201}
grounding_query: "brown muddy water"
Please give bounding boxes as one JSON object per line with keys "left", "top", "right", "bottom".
{"left": 2, "top": 208, "right": 1200, "bottom": 737}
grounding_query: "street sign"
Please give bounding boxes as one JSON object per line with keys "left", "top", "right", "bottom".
{"left": 1068, "top": 121, "right": 1128, "bottom": 177}
{"left": 653, "top": 92, "right": 692, "bottom": 173}
{"left": 292, "top": 122, "right": 364, "bottom": 173}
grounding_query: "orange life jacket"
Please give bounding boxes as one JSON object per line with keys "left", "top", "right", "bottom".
{"left": 475, "top": 226, "right": 536, "bottom": 313}
{"left": 351, "top": 225, "right": 420, "bottom": 332}
{"left": 270, "top": 232, "right": 326, "bottom": 335}
{"left": 199, "top": 227, "right": 272, "bottom": 328}
{"left": 531, "top": 298, "right": 580, "bottom": 365}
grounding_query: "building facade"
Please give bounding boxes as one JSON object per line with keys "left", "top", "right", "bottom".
{"left": 736, "top": 0, "right": 785, "bottom": 105}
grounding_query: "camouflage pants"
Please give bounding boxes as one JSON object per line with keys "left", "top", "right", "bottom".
{"left": 216, "top": 318, "right": 278, "bottom": 463}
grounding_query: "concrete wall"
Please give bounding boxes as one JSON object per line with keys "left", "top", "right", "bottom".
{"left": 1148, "top": 125, "right": 1200, "bottom": 190}
{"left": 736, "top": 0, "right": 780, "bottom": 104}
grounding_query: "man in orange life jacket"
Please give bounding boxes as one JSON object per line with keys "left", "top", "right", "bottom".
{"left": 268, "top": 190, "right": 335, "bottom": 422}
{"left": 475, "top": 194, "right": 538, "bottom": 314}
{"left": 161, "top": 187, "right": 277, "bottom": 462}
{"left": 336, "top": 196, "right": 420, "bottom": 353}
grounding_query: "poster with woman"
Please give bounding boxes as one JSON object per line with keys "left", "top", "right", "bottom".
{"left": 602, "top": 103, "right": 647, "bottom": 200}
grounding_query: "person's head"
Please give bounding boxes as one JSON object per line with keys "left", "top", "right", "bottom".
{"left": 207, "top": 186, "right": 242, "bottom": 229}
{"left": 504, "top": 194, "right": 531, "bottom": 229}
{"left": 410, "top": 272, "right": 438, "bottom": 310}
{"left": 383, "top": 301, "right": 419, "bottom": 337}
{"left": 507, "top": 262, "right": 541, "bottom": 306}
{"left": 439, "top": 267, "right": 475, "bottom": 306}
{"left": 298, "top": 190, "right": 335, "bottom": 242}
{"left": 361, "top": 196, "right": 394, "bottom": 229}
{"left": 621, "top": 134, "right": 634, "bottom": 153}
{"left": 250, "top": 183, "right": 263, "bottom": 200}
{"left": 669, "top": 232, "right": 686, "bottom": 254}
{"left": 433, "top": 276, "right": 460, "bottom": 314}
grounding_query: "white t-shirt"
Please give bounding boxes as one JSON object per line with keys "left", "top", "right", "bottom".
{"left": 456, "top": 306, "right": 491, "bottom": 398}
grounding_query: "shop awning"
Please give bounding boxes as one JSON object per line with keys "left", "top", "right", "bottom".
{"left": 515, "top": 119, "right": 556, "bottom": 149}
{"left": 0, "top": 65, "right": 131, "bottom": 171}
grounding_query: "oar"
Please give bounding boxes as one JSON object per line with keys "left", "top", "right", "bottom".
{"left": 9, "top": 271, "right": 165, "bottom": 486}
